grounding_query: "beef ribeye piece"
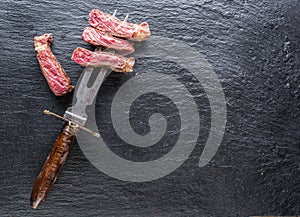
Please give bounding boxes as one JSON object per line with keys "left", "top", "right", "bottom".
{"left": 71, "top": 47, "right": 135, "bottom": 73}
{"left": 34, "top": 33, "right": 74, "bottom": 96}
{"left": 89, "top": 9, "right": 151, "bottom": 41}
{"left": 82, "top": 27, "right": 135, "bottom": 55}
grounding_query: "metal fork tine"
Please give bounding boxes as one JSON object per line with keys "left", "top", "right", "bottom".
{"left": 87, "top": 11, "right": 130, "bottom": 100}
{"left": 112, "top": 9, "right": 117, "bottom": 17}
{"left": 124, "top": 13, "right": 129, "bottom": 22}
{"left": 95, "top": 9, "right": 118, "bottom": 52}
{"left": 74, "top": 67, "right": 94, "bottom": 95}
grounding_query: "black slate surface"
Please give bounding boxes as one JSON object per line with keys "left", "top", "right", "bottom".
{"left": 0, "top": 0, "right": 299, "bottom": 216}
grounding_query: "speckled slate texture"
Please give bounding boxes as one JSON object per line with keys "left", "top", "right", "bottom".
{"left": 0, "top": 0, "right": 299, "bottom": 216}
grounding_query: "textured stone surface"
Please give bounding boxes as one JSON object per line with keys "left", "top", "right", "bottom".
{"left": 0, "top": 0, "right": 299, "bottom": 216}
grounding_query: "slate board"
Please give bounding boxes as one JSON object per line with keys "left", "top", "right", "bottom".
{"left": 0, "top": 0, "right": 299, "bottom": 216}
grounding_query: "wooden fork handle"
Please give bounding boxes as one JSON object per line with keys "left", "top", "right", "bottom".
{"left": 30, "top": 123, "right": 78, "bottom": 209}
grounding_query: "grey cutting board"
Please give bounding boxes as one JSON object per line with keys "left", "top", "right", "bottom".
{"left": 0, "top": 0, "right": 299, "bottom": 216}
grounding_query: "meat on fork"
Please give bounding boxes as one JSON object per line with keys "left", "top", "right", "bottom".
{"left": 71, "top": 47, "right": 135, "bottom": 73}
{"left": 89, "top": 9, "right": 151, "bottom": 41}
{"left": 34, "top": 33, "right": 74, "bottom": 96}
{"left": 82, "top": 27, "right": 135, "bottom": 55}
